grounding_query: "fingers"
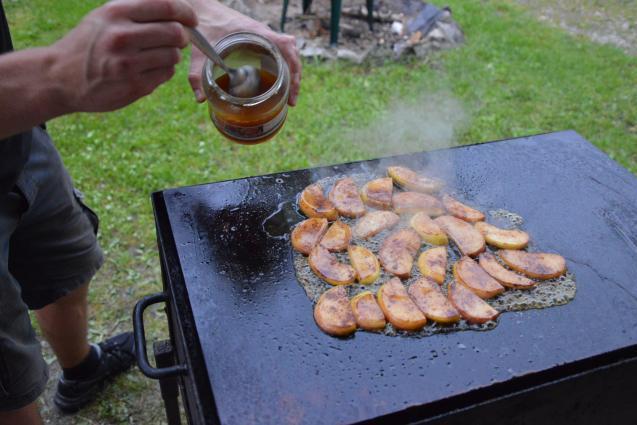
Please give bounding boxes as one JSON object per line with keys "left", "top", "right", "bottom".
{"left": 126, "top": 22, "right": 189, "bottom": 49}
{"left": 112, "top": 0, "right": 197, "bottom": 27}
{"left": 275, "top": 34, "right": 301, "bottom": 106}
{"left": 137, "top": 66, "right": 177, "bottom": 97}
{"left": 188, "top": 49, "right": 207, "bottom": 103}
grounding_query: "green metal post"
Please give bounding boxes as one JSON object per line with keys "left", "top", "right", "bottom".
{"left": 281, "top": 0, "right": 290, "bottom": 32}
{"left": 330, "top": 0, "right": 342, "bottom": 46}
{"left": 302, "top": 0, "right": 312, "bottom": 13}
{"left": 366, "top": 0, "right": 374, "bottom": 30}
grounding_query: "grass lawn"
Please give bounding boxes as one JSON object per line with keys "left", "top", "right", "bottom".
{"left": 3, "top": 0, "right": 637, "bottom": 423}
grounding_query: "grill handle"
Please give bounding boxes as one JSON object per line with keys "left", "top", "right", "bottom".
{"left": 133, "top": 293, "right": 188, "bottom": 379}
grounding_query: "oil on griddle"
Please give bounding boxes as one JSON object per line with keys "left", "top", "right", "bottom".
{"left": 291, "top": 169, "right": 576, "bottom": 338}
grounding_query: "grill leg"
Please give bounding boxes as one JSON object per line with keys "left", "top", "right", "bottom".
{"left": 330, "top": 0, "right": 342, "bottom": 46}
{"left": 153, "top": 340, "right": 182, "bottom": 425}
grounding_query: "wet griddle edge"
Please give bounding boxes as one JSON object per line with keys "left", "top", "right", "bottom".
{"left": 152, "top": 130, "right": 637, "bottom": 425}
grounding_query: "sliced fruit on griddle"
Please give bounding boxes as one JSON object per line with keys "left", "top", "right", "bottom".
{"left": 417, "top": 247, "right": 448, "bottom": 284}
{"left": 328, "top": 177, "right": 366, "bottom": 218}
{"left": 347, "top": 245, "right": 381, "bottom": 285}
{"left": 434, "top": 215, "right": 486, "bottom": 257}
{"left": 453, "top": 256, "right": 504, "bottom": 299}
{"left": 441, "top": 194, "right": 485, "bottom": 223}
{"left": 387, "top": 166, "right": 444, "bottom": 193}
{"left": 408, "top": 277, "right": 460, "bottom": 324}
{"left": 309, "top": 245, "right": 356, "bottom": 286}
{"left": 353, "top": 210, "right": 400, "bottom": 239}
{"left": 377, "top": 278, "right": 427, "bottom": 331}
{"left": 299, "top": 183, "right": 338, "bottom": 221}
{"left": 392, "top": 192, "right": 445, "bottom": 216}
{"left": 448, "top": 281, "right": 499, "bottom": 324}
{"left": 314, "top": 286, "right": 357, "bottom": 337}
{"left": 291, "top": 217, "right": 329, "bottom": 255}
{"left": 360, "top": 177, "right": 393, "bottom": 210}
{"left": 475, "top": 222, "right": 529, "bottom": 250}
{"left": 378, "top": 229, "right": 421, "bottom": 279}
{"left": 319, "top": 221, "right": 352, "bottom": 252}
{"left": 498, "top": 250, "right": 567, "bottom": 280}
{"left": 410, "top": 212, "right": 448, "bottom": 245}
{"left": 478, "top": 252, "right": 536, "bottom": 289}
{"left": 351, "top": 291, "right": 386, "bottom": 331}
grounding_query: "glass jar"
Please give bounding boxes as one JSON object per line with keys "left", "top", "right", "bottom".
{"left": 202, "top": 32, "right": 290, "bottom": 144}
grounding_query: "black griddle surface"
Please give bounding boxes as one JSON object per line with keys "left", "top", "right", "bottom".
{"left": 159, "top": 131, "right": 637, "bottom": 425}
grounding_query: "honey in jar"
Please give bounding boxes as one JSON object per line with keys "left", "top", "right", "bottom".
{"left": 202, "top": 32, "right": 290, "bottom": 144}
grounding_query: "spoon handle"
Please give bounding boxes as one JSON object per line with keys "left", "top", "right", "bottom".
{"left": 186, "top": 27, "right": 232, "bottom": 74}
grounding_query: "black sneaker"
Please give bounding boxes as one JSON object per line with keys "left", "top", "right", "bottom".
{"left": 54, "top": 332, "right": 136, "bottom": 413}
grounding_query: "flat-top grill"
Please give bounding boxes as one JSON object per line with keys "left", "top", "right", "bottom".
{"left": 134, "top": 131, "right": 637, "bottom": 425}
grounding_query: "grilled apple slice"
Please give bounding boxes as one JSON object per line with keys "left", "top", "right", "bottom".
{"left": 352, "top": 211, "right": 400, "bottom": 239}
{"left": 299, "top": 183, "right": 338, "bottom": 221}
{"left": 392, "top": 192, "right": 445, "bottom": 216}
{"left": 417, "top": 247, "right": 447, "bottom": 284}
{"left": 309, "top": 245, "right": 356, "bottom": 286}
{"left": 478, "top": 252, "right": 536, "bottom": 289}
{"left": 442, "top": 194, "right": 485, "bottom": 223}
{"left": 474, "top": 222, "right": 529, "bottom": 250}
{"left": 328, "top": 177, "right": 366, "bottom": 218}
{"left": 351, "top": 291, "right": 386, "bottom": 331}
{"left": 434, "top": 215, "right": 486, "bottom": 257}
{"left": 387, "top": 166, "right": 443, "bottom": 193}
{"left": 410, "top": 212, "right": 448, "bottom": 245}
{"left": 314, "top": 286, "right": 357, "bottom": 337}
{"left": 348, "top": 245, "right": 381, "bottom": 284}
{"left": 360, "top": 178, "right": 393, "bottom": 209}
{"left": 408, "top": 278, "right": 460, "bottom": 324}
{"left": 448, "top": 281, "right": 499, "bottom": 324}
{"left": 498, "top": 250, "right": 566, "bottom": 280}
{"left": 377, "top": 278, "right": 427, "bottom": 331}
{"left": 453, "top": 256, "right": 504, "bottom": 299}
{"left": 320, "top": 221, "right": 352, "bottom": 252}
{"left": 379, "top": 229, "right": 421, "bottom": 279}
{"left": 291, "top": 218, "right": 329, "bottom": 255}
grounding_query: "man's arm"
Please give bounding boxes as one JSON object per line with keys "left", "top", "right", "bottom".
{"left": 0, "top": 0, "right": 197, "bottom": 140}
{"left": 186, "top": 0, "right": 301, "bottom": 106}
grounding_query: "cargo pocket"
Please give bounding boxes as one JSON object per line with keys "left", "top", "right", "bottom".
{"left": 72, "top": 188, "right": 99, "bottom": 235}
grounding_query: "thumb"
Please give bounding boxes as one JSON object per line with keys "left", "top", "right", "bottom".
{"left": 188, "top": 48, "right": 206, "bottom": 103}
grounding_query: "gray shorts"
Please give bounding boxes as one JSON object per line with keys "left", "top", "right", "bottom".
{"left": 0, "top": 127, "right": 104, "bottom": 410}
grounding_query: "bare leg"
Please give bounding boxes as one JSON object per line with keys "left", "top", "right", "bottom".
{"left": 34, "top": 283, "right": 91, "bottom": 368}
{"left": 0, "top": 401, "right": 42, "bottom": 425}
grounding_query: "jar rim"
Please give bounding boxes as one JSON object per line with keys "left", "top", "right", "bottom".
{"left": 203, "top": 32, "right": 287, "bottom": 107}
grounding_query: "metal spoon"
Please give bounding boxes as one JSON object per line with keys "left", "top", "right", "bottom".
{"left": 186, "top": 27, "right": 261, "bottom": 98}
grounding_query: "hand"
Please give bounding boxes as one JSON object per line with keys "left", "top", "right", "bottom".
{"left": 50, "top": 0, "right": 197, "bottom": 113}
{"left": 187, "top": 1, "right": 301, "bottom": 106}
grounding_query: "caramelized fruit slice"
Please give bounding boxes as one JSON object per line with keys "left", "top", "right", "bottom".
{"left": 360, "top": 178, "right": 393, "bottom": 210}
{"left": 442, "top": 194, "right": 485, "bottom": 223}
{"left": 328, "top": 177, "right": 366, "bottom": 218}
{"left": 352, "top": 211, "right": 400, "bottom": 239}
{"left": 299, "top": 183, "right": 338, "bottom": 221}
{"left": 309, "top": 245, "right": 356, "bottom": 286}
{"left": 498, "top": 250, "right": 567, "bottom": 280}
{"left": 320, "top": 221, "right": 352, "bottom": 252}
{"left": 291, "top": 218, "right": 329, "bottom": 255}
{"left": 348, "top": 245, "right": 381, "bottom": 285}
{"left": 417, "top": 247, "right": 448, "bottom": 284}
{"left": 387, "top": 166, "right": 444, "bottom": 193}
{"left": 351, "top": 291, "right": 386, "bottom": 331}
{"left": 410, "top": 212, "right": 448, "bottom": 245}
{"left": 314, "top": 286, "right": 357, "bottom": 337}
{"left": 478, "top": 252, "right": 536, "bottom": 289}
{"left": 379, "top": 229, "right": 421, "bottom": 279}
{"left": 392, "top": 192, "right": 445, "bottom": 216}
{"left": 474, "top": 222, "right": 529, "bottom": 250}
{"left": 453, "top": 256, "right": 504, "bottom": 299}
{"left": 434, "top": 215, "right": 486, "bottom": 257}
{"left": 448, "top": 281, "right": 499, "bottom": 324}
{"left": 408, "top": 278, "right": 460, "bottom": 324}
{"left": 377, "top": 278, "right": 427, "bottom": 331}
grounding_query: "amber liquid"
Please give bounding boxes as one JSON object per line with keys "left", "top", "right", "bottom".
{"left": 212, "top": 68, "right": 285, "bottom": 145}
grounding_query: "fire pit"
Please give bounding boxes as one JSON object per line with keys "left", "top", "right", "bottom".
{"left": 133, "top": 131, "right": 637, "bottom": 424}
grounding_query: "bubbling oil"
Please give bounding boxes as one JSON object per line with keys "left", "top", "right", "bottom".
{"left": 291, "top": 173, "right": 577, "bottom": 338}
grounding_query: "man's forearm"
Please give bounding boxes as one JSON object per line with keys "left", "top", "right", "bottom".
{"left": 0, "top": 46, "right": 71, "bottom": 139}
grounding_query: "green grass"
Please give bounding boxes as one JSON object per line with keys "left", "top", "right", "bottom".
{"left": 3, "top": 0, "right": 637, "bottom": 423}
